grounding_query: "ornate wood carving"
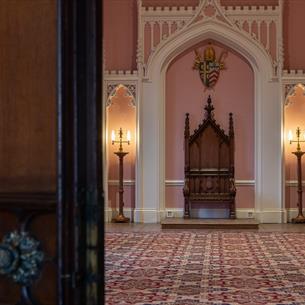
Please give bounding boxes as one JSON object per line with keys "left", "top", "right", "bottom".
{"left": 183, "top": 96, "right": 236, "bottom": 219}
{"left": 0, "top": 192, "right": 56, "bottom": 305}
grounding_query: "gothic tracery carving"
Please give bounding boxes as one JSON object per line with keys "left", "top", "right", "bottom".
{"left": 138, "top": 0, "right": 283, "bottom": 78}
{"left": 106, "top": 84, "right": 136, "bottom": 107}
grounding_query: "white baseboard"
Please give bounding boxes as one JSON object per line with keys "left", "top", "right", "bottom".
{"left": 105, "top": 208, "right": 160, "bottom": 223}
{"left": 105, "top": 207, "right": 299, "bottom": 224}
{"left": 286, "top": 208, "right": 299, "bottom": 222}
{"left": 255, "top": 209, "right": 285, "bottom": 223}
{"left": 161, "top": 208, "right": 256, "bottom": 219}
{"left": 235, "top": 209, "right": 255, "bottom": 219}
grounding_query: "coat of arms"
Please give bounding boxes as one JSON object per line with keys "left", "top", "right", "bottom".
{"left": 193, "top": 44, "right": 227, "bottom": 89}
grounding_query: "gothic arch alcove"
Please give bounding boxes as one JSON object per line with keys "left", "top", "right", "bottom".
{"left": 284, "top": 84, "right": 305, "bottom": 221}
{"left": 165, "top": 40, "right": 255, "bottom": 218}
{"left": 106, "top": 85, "right": 136, "bottom": 221}
{"left": 139, "top": 19, "right": 283, "bottom": 223}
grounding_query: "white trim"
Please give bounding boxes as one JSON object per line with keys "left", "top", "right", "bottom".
{"left": 235, "top": 180, "right": 255, "bottom": 186}
{"left": 162, "top": 208, "right": 256, "bottom": 219}
{"left": 107, "top": 179, "right": 256, "bottom": 187}
{"left": 140, "top": 0, "right": 281, "bottom": 77}
{"left": 104, "top": 70, "right": 139, "bottom": 81}
{"left": 105, "top": 207, "right": 294, "bottom": 223}
{"left": 286, "top": 208, "right": 299, "bottom": 223}
{"left": 256, "top": 209, "right": 285, "bottom": 224}
{"left": 105, "top": 208, "right": 161, "bottom": 223}
{"left": 164, "top": 179, "right": 255, "bottom": 187}
{"left": 139, "top": 15, "right": 282, "bottom": 227}
{"left": 103, "top": 79, "right": 140, "bottom": 221}
{"left": 286, "top": 180, "right": 305, "bottom": 186}
{"left": 108, "top": 180, "right": 135, "bottom": 186}
{"left": 107, "top": 179, "right": 305, "bottom": 187}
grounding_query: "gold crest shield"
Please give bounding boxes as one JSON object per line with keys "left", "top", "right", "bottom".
{"left": 193, "top": 44, "right": 228, "bottom": 89}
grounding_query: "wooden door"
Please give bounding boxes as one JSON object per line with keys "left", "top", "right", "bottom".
{"left": 0, "top": 0, "right": 104, "bottom": 304}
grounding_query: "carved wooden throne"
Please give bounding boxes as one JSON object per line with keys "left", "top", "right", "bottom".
{"left": 183, "top": 96, "right": 236, "bottom": 219}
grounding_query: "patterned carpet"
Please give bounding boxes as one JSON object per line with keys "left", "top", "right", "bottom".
{"left": 105, "top": 231, "right": 305, "bottom": 305}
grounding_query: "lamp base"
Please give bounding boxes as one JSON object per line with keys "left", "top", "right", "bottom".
{"left": 112, "top": 214, "right": 130, "bottom": 223}
{"left": 292, "top": 214, "right": 305, "bottom": 224}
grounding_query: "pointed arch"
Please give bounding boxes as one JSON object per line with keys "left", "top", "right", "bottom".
{"left": 285, "top": 83, "right": 305, "bottom": 106}
{"left": 139, "top": 18, "right": 283, "bottom": 223}
{"left": 106, "top": 84, "right": 136, "bottom": 107}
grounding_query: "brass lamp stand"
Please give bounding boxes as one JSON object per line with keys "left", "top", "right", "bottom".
{"left": 111, "top": 128, "right": 130, "bottom": 223}
{"left": 289, "top": 127, "right": 305, "bottom": 223}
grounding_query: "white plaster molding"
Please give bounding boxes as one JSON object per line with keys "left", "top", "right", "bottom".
{"left": 282, "top": 69, "right": 305, "bottom": 79}
{"left": 235, "top": 180, "right": 255, "bottom": 186}
{"left": 108, "top": 180, "right": 135, "bottom": 186}
{"left": 162, "top": 208, "right": 256, "bottom": 220}
{"left": 185, "top": 0, "right": 234, "bottom": 29}
{"left": 139, "top": 0, "right": 281, "bottom": 78}
{"left": 139, "top": 17, "right": 282, "bottom": 227}
{"left": 282, "top": 71, "right": 305, "bottom": 104}
{"left": 282, "top": 82, "right": 305, "bottom": 106}
{"left": 282, "top": 71, "right": 305, "bottom": 93}
{"left": 146, "top": 20, "right": 274, "bottom": 80}
{"left": 104, "top": 70, "right": 138, "bottom": 80}
{"left": 105, "top": 208, "right": 256, "bottom": 223}
{"left": 107, "top": 179, "right": 256, "bottom": 187}
{"left": 103, "top": 77, "right": 140, "bottom": 216}
{"left": 104, "top": 79, "right": 139, "bottom": 110}
{"left": 105, "top": 207, "right": 292, "bottom": 224}
{"left": 106, "top": 83, "right": 137, "bottom": 106}
{"left": 105, "top": 208, "right": 160, "bottom": 223}
{"left": 164, "top": 179, "right": 255, "bottom": 187}
{"left": 286, "top": 208, "right": 302, "bottom": 223}
{"left": 105, "top": 207, "right": 298, "bottom": 224}
{"left": 286, "top": 180, "right": 305, "bottom": 186}
{"left": 256, "top": 209, "right": 285, "bottom": 223}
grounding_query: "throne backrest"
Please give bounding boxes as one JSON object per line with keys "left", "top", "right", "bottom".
{"left": 184, "top": 96, "right": 234, "bottom": 195}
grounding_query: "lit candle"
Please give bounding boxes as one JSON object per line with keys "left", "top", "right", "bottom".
{"left": 111, "top": 130, "right": 115, "bottom": 142}
{"left": 127, "top": 130, "right": 131, "bottom": 142}
{"left": 288, "top": 130, "right": 293, "bottom": 142}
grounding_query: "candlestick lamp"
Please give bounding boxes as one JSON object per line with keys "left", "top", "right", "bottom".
{"left": 111, "top": 128, "right": 130, "bottom": 223}
{"left": 288, "top": 127, "right": 305, "bottom": 223}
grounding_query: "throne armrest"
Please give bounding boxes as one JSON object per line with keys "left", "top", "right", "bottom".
{"left": 229, "top": 178, "right": 236, "bottom": 196}
{"left": 183, "top": 178, "right": 190, "bottom": 196}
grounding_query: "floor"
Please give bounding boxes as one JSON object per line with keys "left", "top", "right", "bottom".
{"left": 106, "top": 222, "right": 305, "bottom": 233}
{"left": 106, "top": 224, "right": 305, "bottom": 304}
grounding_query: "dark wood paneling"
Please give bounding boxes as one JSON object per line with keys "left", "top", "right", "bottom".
{"left": 57, "top": 0, "right": 104, "bottom": 303}
{"left": 0, "top": 192, "right": 56, "bottom": 305}
{"left": 0, "top": 211, "right": 19, "bottom": 304}
{"left": 0, "top": 0, "right": 56, "bottom": 192}
{"left": 0, "top": 2, "right": 57, "bottom": 303}
{"left": 30, "top": 215, "right": 57, "bottom": 305}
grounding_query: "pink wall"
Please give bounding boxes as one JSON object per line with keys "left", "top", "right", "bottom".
{"left": 107, "top": 86, "right": 136, "bottom": 208}
{"left": 283, "top": 0, "right": 305, "bottom": 69}
{"left": 103, "top": 0, "right": 137, "bottom": 70}
{"left": 103, "top": 0, "right": 305, "bottom": 71}
{"left": 284, "top": 85, "right": 305, "bottom": 208}
{"left": 104, "top": 0, "right": 305, "bottom": 213}
{"left": 166, "top": 41, "right": 254, "bottom": 209}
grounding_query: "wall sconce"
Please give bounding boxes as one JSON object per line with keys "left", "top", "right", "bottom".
{"left": 289, "top": 127, "right": 305, "bottom": 223}
{"left": 111, "top": 128, "right": 130, "bottom": 223}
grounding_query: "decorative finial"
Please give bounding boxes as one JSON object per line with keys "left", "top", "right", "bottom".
{"left": 204, "top": 95, "right": 214, "bottom": 118}
{"left": 185, "top": 113, "right": 190, "bottom": 138}
{"left": 229, "top": 112, "right": 234, "bottom": 137}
